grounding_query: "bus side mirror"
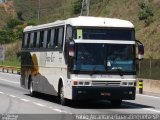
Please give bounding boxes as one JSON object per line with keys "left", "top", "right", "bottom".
{"left": 138, "top": 44, "right": 144, "bottom": 60}
{"left": 136, "top": 40, "right": 144, "bottom": 60}
{"left": 68, "top": 41, "right": 75, "bottom": 57}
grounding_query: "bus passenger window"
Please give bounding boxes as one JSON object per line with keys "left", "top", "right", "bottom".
{"left": 43, "top": 30, "right": 48, "bottom": 48}
{"left": 58, "top": 27, "right": 64, "bottom": 48}
{"left": 29, "top": 33, "right": 34, "bottom": 48}
{"left": 49, "top": 29, "right": 55, "bottom": 48}
{"left": 36, "top": 32, "right": 40, "bottom": 48}
{"left": 54, "top": 28, "right": 59, "bottom": 47}
{"left": 33, "top": 32, "right": 37, "bottom": 48}
{"left": 24, "top": 33, "right": 30, "bottom": 48}
{"left": 39, "top": 31, "right": 44, "bottom": 48}
{"left": 66, "top": 26, "right": 72, "bottom": 41}
{"left": 23, "top": 33, "right": 28, "bottom": 48}
{"left": 47, "top": 29, "right": 51, "bottom": 48}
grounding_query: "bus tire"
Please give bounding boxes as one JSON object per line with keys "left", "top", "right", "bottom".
{"left": 111, "top": 100, "right": 122, "bottom": 106}
{"left": 59, "top": 83, "right": 67, "bottom": 106}
{"left": 29, "top": 80, "right": 36, "bottom": 97}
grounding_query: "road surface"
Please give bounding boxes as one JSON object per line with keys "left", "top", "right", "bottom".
{"left": 0, "top": 72, "right": 160, "bottom": 120}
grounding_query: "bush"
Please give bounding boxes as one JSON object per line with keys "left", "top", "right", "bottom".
{"left": 138, "top": 0, "right": 154, "bottom": 26}
{"left": 7, "top": 19, "right": 23, "bottom": 29}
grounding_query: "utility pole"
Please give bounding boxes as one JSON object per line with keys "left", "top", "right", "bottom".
{"left": 38, "top": 0, "right": 40, "bottom": 24}
{"left": 81, "top": 0, "right": 90, "bottom": 16}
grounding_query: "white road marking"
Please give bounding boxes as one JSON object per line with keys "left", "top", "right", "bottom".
{"left": 52, "top": 108, "right": 62, "bottom": 112}
{"left": 32, "top": 102, "right": 46, "bottom": 107}
{"left": 49, "top": 106, "right": 53, "bottom": 109}
{"left": 123, "top": 103, "right": 160, "bottom": 113}
{"left": 142, "top": 108, "right": 160, "bottom": 113}
{"left": 0, "top": 78, "right": 19, "bottom": 84}
{"left": 137, "top": 94, "right": 160, "bottom": 99}
{"left": 0, "top": 91, "right": 68, "bottom": 113}
{"left": 0, "top": 91, "right": 4, "bottom": 94}
{"left": 9, "top": 95, "right": 16, "bottom": 98}
{"left": 21, "top": 99, "right": 30, "bottom": 102}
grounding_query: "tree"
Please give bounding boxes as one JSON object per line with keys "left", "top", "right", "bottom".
{"left": 73, "top": 0, "right": 82, "bottom": 14}
{"left": 17, "top": 11, "right": 25, "bottom": 21}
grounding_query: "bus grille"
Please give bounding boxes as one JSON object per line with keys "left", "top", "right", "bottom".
{"left": 92, "top": 81, "right": 121, "bottom": 86}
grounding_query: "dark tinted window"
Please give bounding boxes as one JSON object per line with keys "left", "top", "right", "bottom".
{"left": 77, "top": 28, "right": 135, "bottom": 40}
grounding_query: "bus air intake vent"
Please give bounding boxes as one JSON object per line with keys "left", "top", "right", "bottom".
{"left": 92, "top": 81, "right": 121, "bottom": 86}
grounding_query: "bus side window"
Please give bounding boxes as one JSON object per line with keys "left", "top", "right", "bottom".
{"left": 64, "top": 26, "right": 73, "bottom": 63}
{"left": 36, "top": 31, "right": 40, "bottom": 48}
{"left": 29, "top": 32, "right": 34, "bottom": 48}
{"left": 39, "top": 31, "right": 44, "bottom": 48}
{"left": 54, "top": 28, "right": 59, "bottom": 47}
{"left": 43, "top": 30, "right": 48, "bottom": 48}
{"left": 33, "top": 32, "right": 37, "bottom": 48}
{"left": 66, "top": 26, "right": 72, "bottom": 41}
{"left": 23, "top": 33, "right": 28, "bottom": 48}
{"left": 58, "top": 27, "right": 64, "bottom": 48}
{"left": 47, "top": 29, "right": 51, "bottom": 48}
{"left": 49, "top": 29, "right": 55, "bottom": 48}
{"left": 24, "top": 33, "right": 30, "bottom": 48}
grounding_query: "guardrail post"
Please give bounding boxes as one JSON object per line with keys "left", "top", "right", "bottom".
{"left": 139, "top": 80, "right": 143, "bottom": 94}
{"left": 12, "top": 68, "right": 14, "bottom": 73}
{"left": 17, "top": 67, "right": 21, "bottom": 75}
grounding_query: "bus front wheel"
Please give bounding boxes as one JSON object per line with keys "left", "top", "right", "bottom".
{"left": 59, "top": 83, "right": 67, "bottom": 106}
{"left": 29, "top": 80, "right": 36, "bottom": 97}
{"left": 111, "top": 100, "right": 122, "bottom": 106}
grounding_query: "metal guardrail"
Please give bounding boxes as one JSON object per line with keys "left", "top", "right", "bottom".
{"left": 0, "top": 65, "right": 21, "bottom": 74}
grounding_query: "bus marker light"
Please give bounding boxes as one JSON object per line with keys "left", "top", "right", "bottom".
{"left": 79, "top": 81, "right": 83, "bottom": 85}
{"left": 84, "top": 82, "right": 90, "bottom": 85}
{"left": 73, "top": 81, "right": 78, "bottom": 85}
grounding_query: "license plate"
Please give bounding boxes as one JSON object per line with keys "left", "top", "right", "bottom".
{"left": 101, "top": 92, "right": 111, "bottom": 96}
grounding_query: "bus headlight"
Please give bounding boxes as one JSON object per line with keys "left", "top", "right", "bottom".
{"left": 121, "top": 82, "right": 135, "bottom": 86}
{"left": 121, "top": 82, "right": 128, "bottom": 86}
{"left": 128, "top": 82, "right": 134, "bottom": 86}
{"left": 84, "top": 82, "right": 90, "bottom": 86}
{"left": 73, "top": 81, "right": 91, "bottom": 86}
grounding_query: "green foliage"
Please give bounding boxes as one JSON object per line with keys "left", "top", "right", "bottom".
{"left": 73, "top": 0, "right": 82, "bottom": 14}
{"left": 138, "top": 0, "right": 154, "bottom": 26}
{"left": 0, "top": 18, "right": 25, "bottom": 44}
{"left": 0, "top": 30, "right": 8, "bottom": 44}
{"left": 0, "top": 56, "right": 20, "bottom": 67}
{"left": 27, "top": 20, "right": 36, "bottom": 26}
{"left": 17, "top": 11, "right": 25, "bottom": 21}
{"left": 7, "top": 19, "right": 23, "bottom": 29}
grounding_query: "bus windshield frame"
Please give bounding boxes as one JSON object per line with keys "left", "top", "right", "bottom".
{"left": 71, "top": 43, "right": 136, "bottom": 75}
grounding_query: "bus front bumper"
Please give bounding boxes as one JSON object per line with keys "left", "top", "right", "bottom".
{"left": 72, "top": 86, "right": 136, "bottom": 100}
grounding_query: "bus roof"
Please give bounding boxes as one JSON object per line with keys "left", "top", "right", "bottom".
{"left": 24, "top": 16, "right": 134, "bottom": 32}
{"left": 66, "top": 16, "right": 134, "bottom": 28}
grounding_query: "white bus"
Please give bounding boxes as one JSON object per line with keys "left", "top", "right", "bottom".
{"left": 21, "top": 16, "right": 144, "bottom": 106}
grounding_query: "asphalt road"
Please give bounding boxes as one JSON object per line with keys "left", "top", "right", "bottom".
{"left": 0, "top": 72, "right": 160, "bottom": 120}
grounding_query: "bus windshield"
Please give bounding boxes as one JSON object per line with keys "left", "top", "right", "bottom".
{"left": 73, "top": 43, "right": 135, "bottom": 74}
{"left": 76, "top": 28, "right": 135, "bottom": 40}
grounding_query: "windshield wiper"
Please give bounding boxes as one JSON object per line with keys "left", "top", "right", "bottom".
{"left": 108, "top": 59, "right": 124, "bottom": 76}
{"left": 89, "top": 65, "right": 98, "bottom": 75}
{"left": 114, "top": 68, "right": 123, "bottom": 76}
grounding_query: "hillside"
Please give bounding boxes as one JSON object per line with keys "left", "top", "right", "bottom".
{"left": 0, "top": 0, "right": 160, "bottom": 59}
